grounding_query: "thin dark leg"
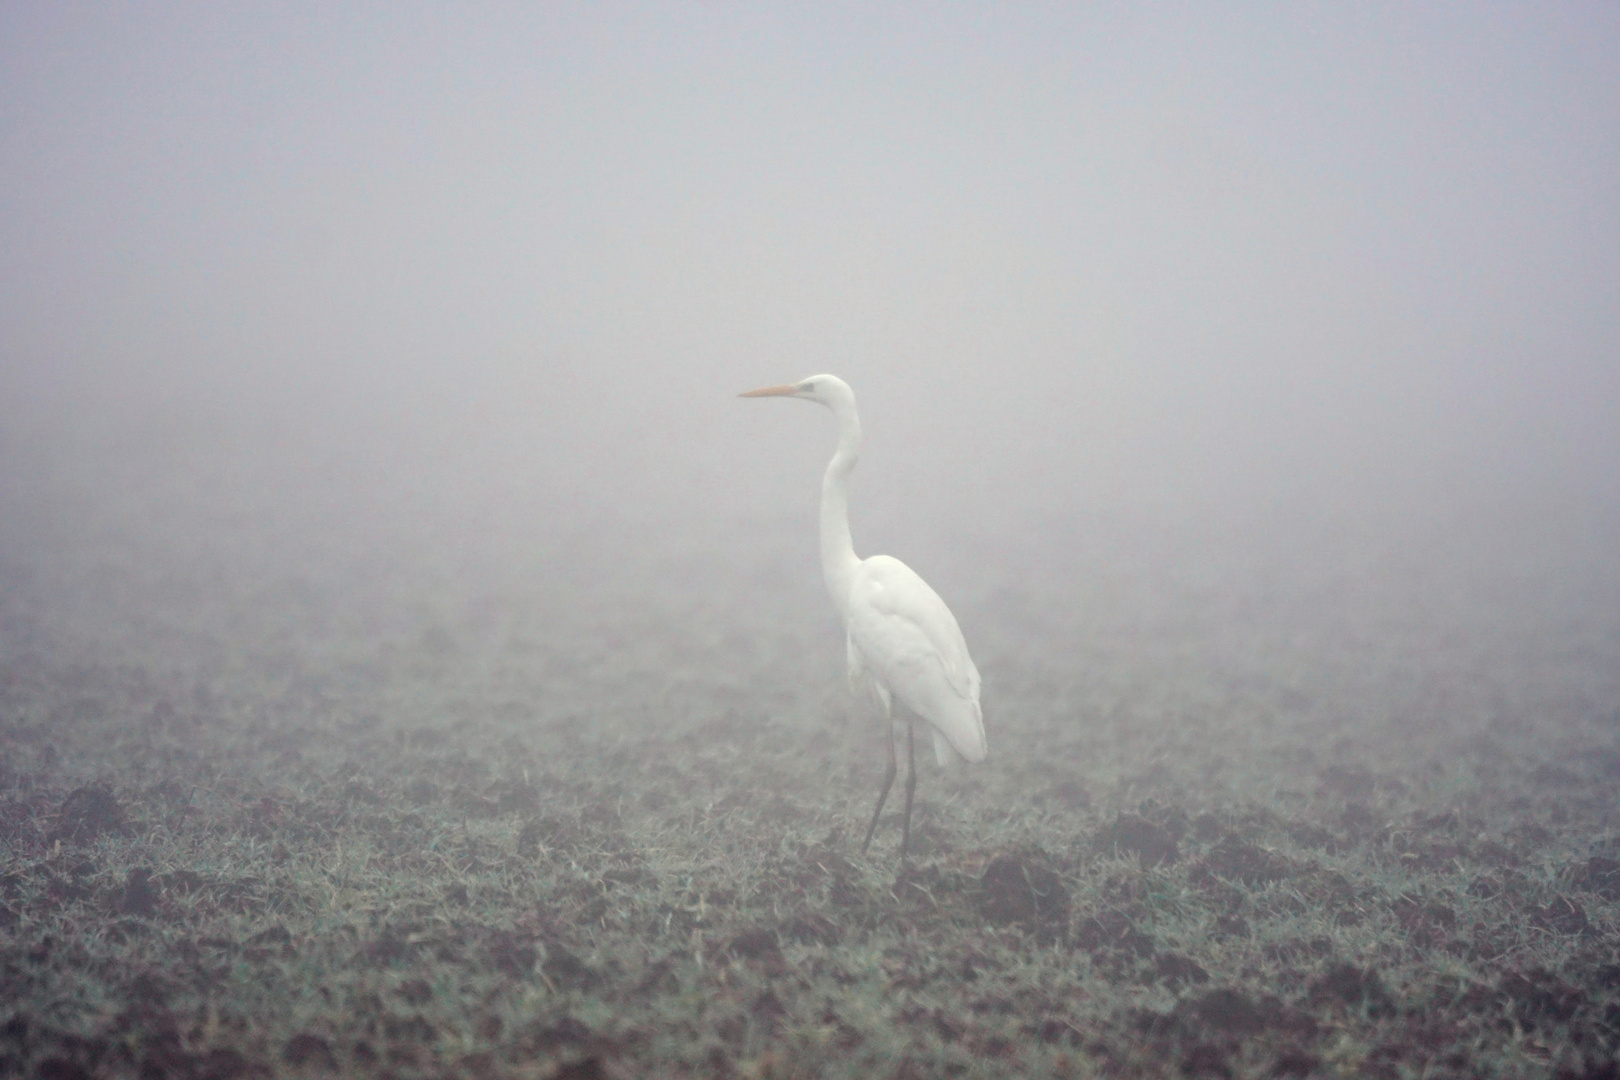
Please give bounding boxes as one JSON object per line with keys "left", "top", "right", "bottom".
{"left": 861, "top": 716, "right": 898, "bottom": 854}
{"left": 899, "top": 718, "right": 917, "bottom": 859}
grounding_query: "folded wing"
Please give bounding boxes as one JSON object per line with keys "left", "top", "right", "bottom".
{"left": 845, "top": 555, "right": 986, "bottom": 764}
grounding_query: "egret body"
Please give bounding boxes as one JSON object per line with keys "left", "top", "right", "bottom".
{"left": 740, "top": 375, "right": 986, "bottom": 857}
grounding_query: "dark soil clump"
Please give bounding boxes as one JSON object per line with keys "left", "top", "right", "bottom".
{"left": 1093, "top": 813, "right": 1180, "bottom": 866}
{"left": 51, "top": 785, "right": 129, "bottom": 843}
{"left": 978, "top": 856, "right": 1070, "bottom": 927}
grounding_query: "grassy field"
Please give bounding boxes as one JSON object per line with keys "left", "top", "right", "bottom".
{"left": 3, "top": 439, "right": 1619, "bottom": 1079}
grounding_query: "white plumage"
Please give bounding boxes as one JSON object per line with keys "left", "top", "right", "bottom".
{"left": 741, "top": 374, "right": 986, "bottom": 856}
{"left": 846, "top": 555, "right": 985, "bottom": 766}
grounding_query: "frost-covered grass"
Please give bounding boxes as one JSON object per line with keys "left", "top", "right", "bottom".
{"left": 3, "top": 443, "right": 1619, "bottom": 1078}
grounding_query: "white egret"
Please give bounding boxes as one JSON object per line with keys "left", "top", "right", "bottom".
{"left": 741, "top": 375, "right": 986, "bottom": 857}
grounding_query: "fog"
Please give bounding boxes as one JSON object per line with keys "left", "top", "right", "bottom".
{"left": 3, "top": 4, "right": 1617, "bottom": 727}
{"left": 11, "top": 13, "right": 1620, "bottom": 1068}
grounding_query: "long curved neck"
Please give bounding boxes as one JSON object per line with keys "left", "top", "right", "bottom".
{"left": 820, "top": 397, "right": 862, "bottom": 619}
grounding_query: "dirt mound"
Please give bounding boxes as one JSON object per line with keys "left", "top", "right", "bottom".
{"left": 977, "top": 856, "right": 1070, "bottom": 927}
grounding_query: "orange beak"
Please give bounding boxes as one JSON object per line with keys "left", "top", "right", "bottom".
{"left": 738, "top": 384, "right": 799, "bottom": 398}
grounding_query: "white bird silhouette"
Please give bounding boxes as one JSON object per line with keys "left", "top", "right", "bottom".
{"left": 741, "top": 375, "right": 986, "bottom": 857}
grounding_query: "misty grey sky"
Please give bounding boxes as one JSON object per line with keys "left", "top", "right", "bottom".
{"left": 3, "top": 3, "right": 1617, "bottom": 561}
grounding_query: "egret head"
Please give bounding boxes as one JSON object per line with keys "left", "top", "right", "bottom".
{"left": 739, "top": 374, "right": 853, "bottom": 409}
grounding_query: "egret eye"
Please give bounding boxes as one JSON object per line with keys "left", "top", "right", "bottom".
{"left": 800, "top": 381, "right": 816, "bottom": 392}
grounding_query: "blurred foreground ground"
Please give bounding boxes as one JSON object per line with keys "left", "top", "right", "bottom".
{"left": 2, "top": 429, "right": 1619, "bottom": 1078}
